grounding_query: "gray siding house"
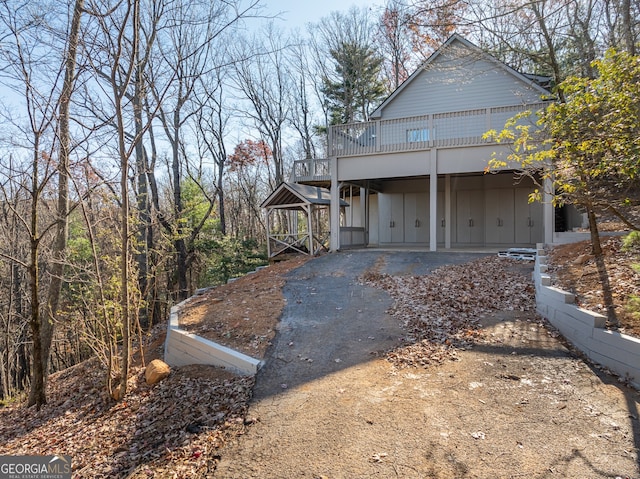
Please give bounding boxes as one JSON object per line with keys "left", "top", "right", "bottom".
{"left": 288, "top": 34, "right": 580, "bottom": 253}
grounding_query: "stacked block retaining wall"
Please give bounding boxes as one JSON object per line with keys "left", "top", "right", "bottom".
{"left": 164, "top": 297, "right": 261, "bottom": 376}
{"left": 534, "top": 245, "right": 640, "bottom": 389}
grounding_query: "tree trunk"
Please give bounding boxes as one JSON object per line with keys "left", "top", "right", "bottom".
{"left": 134, "top": 70, "right": 151, "bottom": 326}
{"left": 587, "top": 205, "right": 618, "bottom": 327}
{"left": 532, "top": 2, "right": 565, "bottom": 101}
{"left": 41, "top": 0, "right": 84, "bottom": 391}
{"left": 14, "top": 263, "right": 29, "bottom": 391}
{"left": 28, "top": 246, "right": 46, "bottom": 408}
{"left": 217, "top": 155, "right": 226, "bottom": 235}
{"left": 115, "top": 0, "right": 141, "bottom": 399}
{"left": 172, "top": 126, "right": 188, "bottom": 300}
{"left": 621, "top": 0, "right": 635, "bottom": 55}
{"left": 119, "top": 144, "right": 131, "bottom": 397}
{"left": 587, "top": 206, "right": 602, "bottom": 256}
{"left": 27, "top": 143, "right": 45, "bottom": 407}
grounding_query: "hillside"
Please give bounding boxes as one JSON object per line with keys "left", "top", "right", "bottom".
{"left": 0, "top": 259, "right": 306, "bottom": 478}
{"left": 0, "top": 239, "right": 637, "bottom": 477}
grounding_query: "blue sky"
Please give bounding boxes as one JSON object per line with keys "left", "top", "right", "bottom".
{"left": 262, "top": 0, "right": 380, "bottom": 30}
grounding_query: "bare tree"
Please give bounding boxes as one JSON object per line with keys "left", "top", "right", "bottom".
{"left": 193, "top": 59, "right": 232, "bottom": 235}
{"left": 232, "top": 24, "right": 293, "bottom": 187}
{"left": 148, "top": 0, "right": 260, "bottom": 300}
{"left": 132, "top": 0, "right": 164, "bottom": 328}
{"left": 84, "top": 0, "right": 148, "bottom": 399}
{"left": 464, "top": 0, "right": 639, "bottom": 85}
{"left": 225, "top": 140, "right": 271, "bottom": 240}
{"left": 41, "top": 0, "right": 85, "bottom": 405}
{"left": 0, "top": 0, "right": 85, "bottom": 408}
{"left": 619, "top": 0, "right": 637, "bottom": 53}
{"left": 287, "top": 38, "right": 321, "bottom": 159}
{"left": 0, "top": 159, "right": 31, "bottom": 401}
{"left": 377, "top": 0, "right": 415, "bottom": 90}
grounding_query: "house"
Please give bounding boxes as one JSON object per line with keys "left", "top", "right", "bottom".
{"left": 274, "top": 34, "right": 583, "bottom": 255}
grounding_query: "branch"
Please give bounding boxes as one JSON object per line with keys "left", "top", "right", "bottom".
{"left": 0, "top": 251, "right": 28, "bottom": 269}
{"left": 606, "top": 205, "right": 640, "bottom": 231}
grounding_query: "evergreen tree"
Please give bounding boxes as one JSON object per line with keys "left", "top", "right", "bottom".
{"left": 321, "top": 41, "right": 387, "bottom": 125}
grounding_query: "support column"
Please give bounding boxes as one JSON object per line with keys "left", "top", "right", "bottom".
{"left": 330, "top": 156, "right": 340, "bottom": 252}
{"left": 429, "top": 149, "right": 438, "bottom": 251}
{"left": 364, "top": 183, "right": 370, "bottom": 245}
{"left": 543, "top": 177, "right": 554, "bottom": 246}
{"left": 445, "top": 175, "right": 451, "bottom": 249}
{"left": 265, "top": 208, "right": 272, "bottom": 258}
{"left": 306, "top": 204, "right": 313, "bottom": 254}
{"left": 359, "top": 187, "right": 366, "bottom": 229}
{"left": 348, "top": 185, "right": 353, "bottom": 226}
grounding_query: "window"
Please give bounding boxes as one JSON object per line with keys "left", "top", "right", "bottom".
{"left": 406, "top": 128, "right": 429, "bottom": 143}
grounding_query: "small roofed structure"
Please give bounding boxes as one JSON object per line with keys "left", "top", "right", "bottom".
{"left": 261, "top": 183, "right": 348, "bottom": 259}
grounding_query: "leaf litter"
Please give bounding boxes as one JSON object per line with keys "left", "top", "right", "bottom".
{"left": 361, "top": 256, "right": 536, "bottom": 368}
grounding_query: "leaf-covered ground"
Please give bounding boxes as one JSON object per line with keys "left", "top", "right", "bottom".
{"left": 0, "top": 355, "right": 253, "bottom": 477}
{"left": 362, "top": 257, "right": 536, "bottom": 368}
{"left": 547, "top": 235, "right": 640, "bottom": 337}
{"left": 0, "top": 259, "right": 306, "bottom": 478}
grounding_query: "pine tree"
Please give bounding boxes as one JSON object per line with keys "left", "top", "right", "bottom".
{"left": 321, "top": 41, "right": 387, "bottom": 125}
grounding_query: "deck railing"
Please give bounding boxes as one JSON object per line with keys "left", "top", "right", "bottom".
{"left": 328, "top": 103, "right": 545, "bottom": 157}
{"left": 291, "top": 158, "right": 331, "bottom": 183}
{"left": 291, "top": 103, "right": 546, "bottom": 183}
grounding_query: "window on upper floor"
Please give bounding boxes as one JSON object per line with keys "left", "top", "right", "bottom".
{"left": 406, "top": 128, "right": 429, "bottom": 143}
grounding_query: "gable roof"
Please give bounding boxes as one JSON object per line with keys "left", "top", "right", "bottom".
{"left": 369, "top": 34, "right": 552, "bottom": 119}
{"left": 261, "top": 182, "right": 349, "bottom": 210}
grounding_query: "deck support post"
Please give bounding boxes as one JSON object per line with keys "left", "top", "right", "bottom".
{"left": 445, "top": 175, "right": 451, "bottom": 249}
{"left": 429, "top": 149, "right": 438, "bottom": 251}
{"left": 330, "top": 157, "right": 340, "bottom": 252}
{"left": 543, "top": 177, "right": 554, "bottom": 245}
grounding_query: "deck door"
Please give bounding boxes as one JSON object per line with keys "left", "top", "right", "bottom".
{"left": 515, "top": 189, "right": 544, "bottom": 244}
{"left": 404, "top": 192, "right": 429, "bottom": 243}
{"left": 485, "top": 189, "right": 515, "bottom": 244}
{"left": 379, "top": 193, "right": 405, "bottom": 243}
{"left": 456, "top": 190, "right": 484, "bottom": 244}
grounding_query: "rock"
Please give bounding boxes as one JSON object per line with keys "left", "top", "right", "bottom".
{"left": 145, "top": 359, "right": 171, "bottom": 385}
{"left": 573, "top": 253, "right": 591, "bottom": 265}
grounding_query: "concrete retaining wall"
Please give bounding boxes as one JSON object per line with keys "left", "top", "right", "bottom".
{"left": 164, "top": 297, "right": 262, "bottom": 376}
{"left": 534, "top": 246, "right": 640, "bottom": 389}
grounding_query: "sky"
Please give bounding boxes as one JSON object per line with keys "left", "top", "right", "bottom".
{"left": 261, "top": 0, "right": 380, "bottom": 31}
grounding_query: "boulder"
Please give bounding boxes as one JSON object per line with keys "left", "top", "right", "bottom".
{"left": 145, "top": 359, "right": 171, "bottom": 385}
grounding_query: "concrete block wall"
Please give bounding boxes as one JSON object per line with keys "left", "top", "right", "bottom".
{"left": 164, "top": 297, "right": 262, "bottom": 376}
{"left": 534, "top": 246, "right": 640, "bottom": 389}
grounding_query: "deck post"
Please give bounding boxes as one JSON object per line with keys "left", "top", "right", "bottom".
{"left": 306, "top": 203, "right": 314, "bottom": 254}
{"left": 429, "top": 149, "right": 438, "bottom": 251}
{"left": 445, "top": 174, "right": 451, "bottom": 249}
{"left": 543, "top": 177, "right": 554, "bottom": 245}
{"left": 330, "top": 157, "right": 340, "bottom": 252}
{"left": 265, "top": 208, "right": 272, "bottom": 258}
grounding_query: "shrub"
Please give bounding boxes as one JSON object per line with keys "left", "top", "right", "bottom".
{"left": 622, "top": 231, "right": 640, "bottom": 252}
